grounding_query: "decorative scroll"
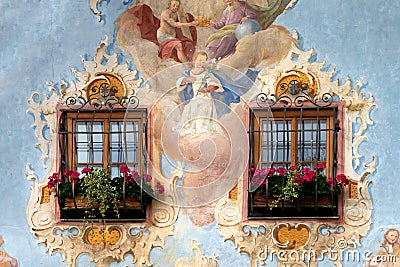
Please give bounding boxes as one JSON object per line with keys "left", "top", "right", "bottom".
{"left": 256, "top": 91, "right": 334, "bottom": 108}
{"left": 89, "top": 0, "right": 105, "bottom": 22}
{"left": 63, "top": 71, "right": 139, "bottom": 109}
{"left": 216, "top": 39, "right": 377, "bottom": 266}
{"left": 26, "top": 37, "right": 178, "bottom": 266}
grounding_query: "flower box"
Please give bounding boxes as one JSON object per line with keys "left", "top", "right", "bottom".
{"left": 248, "top": 164, "right": 347, "bottom": 218}
{"left": 253, "top": 192, "right": 336, "bottom": 207}
{"left": 63, "top": 196, "right": 143, "bottom": 209}
{"left": 49, "top": 166, "right": 164, "bottom": 222}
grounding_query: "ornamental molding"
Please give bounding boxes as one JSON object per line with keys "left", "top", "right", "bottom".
{"left": 26, "top": 37, "right": 178, "bottom": 266}
{"left": 89, "top": 0, "right": 105, "bottom": 22}
{"left": 216, "top": 42, "right": 377, "bottom": 266}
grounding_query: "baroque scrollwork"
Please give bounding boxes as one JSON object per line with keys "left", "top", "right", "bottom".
{"left": 216, "top": 42, "right": 377, "bottom": 266}
{"left": 26, "top": 37, "right": 178, "bottom": 266}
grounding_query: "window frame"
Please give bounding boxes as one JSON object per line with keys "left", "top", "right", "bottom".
{"left": 246, "top": 102, "right": 345, "bottom": 220}
{"left": 56, "top": 106, "right": 151, "bottom": 223}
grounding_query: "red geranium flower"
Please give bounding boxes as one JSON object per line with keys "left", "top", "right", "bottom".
{"left": 289, "top": 165, "right": 297, "bottom": 171}
{"left": 326, "top": 177, "right": 337, "bottom": 187}
{"left": 81, "top": 167, "right": 92, "bottom": 174}
{"left": 120, "top": 165, "right": 130, "bottom": 174}
{"left": 70, "top": 171, "right": 80, "bottom": 179}
{"left": 156, "top": 182, "right": 165, "bottom": 194}
{"left": 64, "top": 170, "right": 73, "bottom": 176}
{"left": 314, "top": 163, "right": 326, "bottom": 170}
{"left": 336, "top": 174, "right": 349, "bottom": 185}
{"left": 124, "top": 173, "right": 135, "bottom": 183}
{"left": 276, "top": 167, "right": 287, "bottom": 176}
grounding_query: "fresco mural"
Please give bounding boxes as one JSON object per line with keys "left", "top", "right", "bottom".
{"left": 114, "top": 1, "right": 298, "bottom": 228}
{"left": 2, "top": 0, "right": 400, "bottom": 266}
{"left": 116, "top": 0, "right": 297, "bottom": 78}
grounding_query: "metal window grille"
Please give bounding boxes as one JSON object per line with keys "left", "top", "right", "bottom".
{"left": 248, "top": 106, "right": 340, "bottom": 219}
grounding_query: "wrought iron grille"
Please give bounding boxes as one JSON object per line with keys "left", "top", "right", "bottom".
{"left": 64, "top": 83, "right": 139, "bottom": 110}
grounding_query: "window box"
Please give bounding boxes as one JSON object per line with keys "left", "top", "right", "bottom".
{"left": 49, "top": 166, "right": 163, "bottom": 222}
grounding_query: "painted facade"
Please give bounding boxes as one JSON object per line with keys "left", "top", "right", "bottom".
{"left": 0, "top": 1, "right": 399, "bottom": 266}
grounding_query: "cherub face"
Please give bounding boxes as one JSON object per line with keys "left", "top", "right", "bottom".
{"left": 385, "top": 230, "right": 399, "bottom": 244}
{"left": 194, "top": 54, "right": 207, "bottom": 68}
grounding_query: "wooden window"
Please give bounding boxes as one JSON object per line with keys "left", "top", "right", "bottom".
{"left": 248, "top": 106, "right": 341, "bottom": 219}
{"left": 57, "top": 109, "right": 149, "bottom": 222}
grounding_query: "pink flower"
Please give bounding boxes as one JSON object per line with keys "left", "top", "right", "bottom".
{"left": 64, "top": 170, "right": 73, "bottom": 176}
{"left": 156, "top": 182, "right": 165, "bottom": 194}
{"left": 293, "top": 173, "right": 304, "bottom": 184}
{"left": 267, "top": 168, "right": 276, "bottom": 177}
{"left": 314, "top": 163, "right": 326, "bottom": 170}
{"left": 289, "top": 165, "right": 297, "bottom": 171}
{"left": 120, "top": 165, "right": 130, "bottom": 174}
{"left": 276, "top": 167, "right": 287, "bottom": 176}
{"left": 125, "top": 173, "right": 135, "bottom": 183}
{"left": 302, "top": 169, "right": 316, "bottom": 182}
{"left": 143, "top": 174, "right": 152, "bottom": 183}
{"left": 81, "top": 167, "right": 92, "bottom": 174}
{"left": 70, "top": 171, "right": 80, "bottom": 179}
{"left": 326, "top": 177, "right": 337, "bottom": 187}
{"left": 336, "top": 174, "right": 349, "bottom": 185}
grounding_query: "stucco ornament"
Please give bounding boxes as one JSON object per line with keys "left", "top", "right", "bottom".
{"left": 89, "top": 0, "right": 105, "bottom": 22}
{"left": 26, "top": 36, "right": 179, "bottom": 266}
{"left": 216, "top": 39, "right": 377, "bottom": 266}
{"left": 175, "top": 240, "right": 219, "bottom": 267}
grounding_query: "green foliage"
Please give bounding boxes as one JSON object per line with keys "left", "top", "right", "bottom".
{"left": 80, "top": 168, "right": 121, "bottom": 219}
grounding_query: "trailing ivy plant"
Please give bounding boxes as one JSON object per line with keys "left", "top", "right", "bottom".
{"left": 79, "top": 168, "right": 121, "bottom": 219}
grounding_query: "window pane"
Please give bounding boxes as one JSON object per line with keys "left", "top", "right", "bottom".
{"left": 261, "top": 119, "right": 291, "bottom": 166}
{"left": 110, "top": 122, "right": 123, "bottom": 163}
{"left": 110, "top": 121, "right": 139, "bottom": 166}
{"left": 110, "top": 165, "right": 120, "bottom": 179}
{"left": 76, "top": 122, "right": 103, "bottom": 164}
{"left": 297, "top": 120, "right": 327, "bottom": 163}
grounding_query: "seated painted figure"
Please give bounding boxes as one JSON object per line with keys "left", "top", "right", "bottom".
{"left": 127, "top": 1, "right": 197, "bottom": 63}
{"left": 206, "top": 0, "right": 258, "bottom": 60}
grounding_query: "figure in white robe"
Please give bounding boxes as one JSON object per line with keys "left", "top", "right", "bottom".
{"left": 176, "top": 52, "right": 224, "bottom": 136}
